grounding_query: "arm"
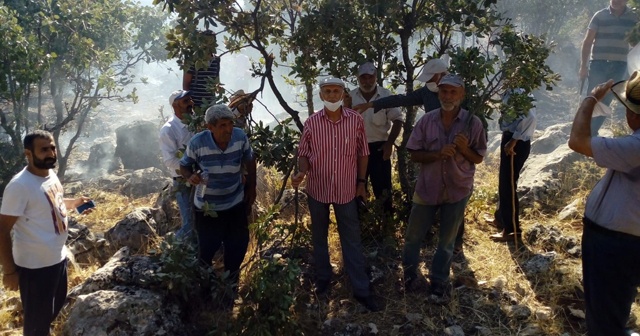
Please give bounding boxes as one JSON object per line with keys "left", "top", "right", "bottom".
{"left": 182, "top": 71, "right": 193, "bottom": 90}
{"left": 454, "top": 134, "right": 484, "bottom": 164}
{"left": 579, "top": 28, "right": 596, "bottom": 80}
{"left": 372, "top": 87, "right": 427, "bottom": 112}
{"left": 159, "top": 129, "right": 183, "bottom": 175}
{"left": 382, "top": 120, "right": 404, "bottom": 160}
{"left": 291, "top": 156, "right": 309, "bottom": 188}
{"left": 356, "top": 155, "right": 368, "bottom": 199}
{"left": 243, "top": 156, "right": 257, "bottom": 207}
{"left": 64, "top": 197, "right": 91, "bottom": 211}
{"left": 0, "top": 214, "right": 19, "bottom": 290}
{"left": 569, "top": 80, "right": 614, "bottom": 156}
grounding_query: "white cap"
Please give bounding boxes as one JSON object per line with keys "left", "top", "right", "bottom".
{"left": 438, "top": 74, "right": 465, "bottom": 88}
{"left": 357, "top": 62, "right": 376, "bottom": 76}
{"left": 169, "top": 90, "right": 191, "bottom": 105}
{"left": 417, "top": 59, "right": 449, "bottom": 82}
{"left": 319, "top": 77, "right": 345, "bottom": 88}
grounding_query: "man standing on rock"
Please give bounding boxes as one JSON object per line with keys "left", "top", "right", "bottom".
{"left": 402, "top": 74, "right": 486, "bottom": 297}
{"left": 159, "top": 90, "right": 195, "bottom": 240}
{"left": 291, "top": 77, "right": 380, "bottom": 312}
{"left": 179, "top": 104, "right": 256, "bottom": 290}
{"left": 0, "top": 130, "right": 93, "bottom": 336}
{"left": 579, "top": 0, "right": 638, "bottom": 135}
{"left": 569, "top": 74, "right": 640, "bottom": 336}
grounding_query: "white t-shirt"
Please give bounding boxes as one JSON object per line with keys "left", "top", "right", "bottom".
{"left": 0, "top": 168, "right": 69, "bottom": 268}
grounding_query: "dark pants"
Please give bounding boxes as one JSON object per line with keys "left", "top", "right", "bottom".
{"left": 194, "top": 202, "right": 249, "bottom": 285}
{"left": 366, "top": 141, "right": 394, "bottom": 216}
{"left": 18, "top": 259, "right": 68, "bottom": 336}
{"left": 498, "top": 132, "right": 530, "bottom": 234}
{"left": 582, "top": 217, "right": 640, "bottom": 336}
{"left": 587, "top": 60, "right": 628, "bottom": 135}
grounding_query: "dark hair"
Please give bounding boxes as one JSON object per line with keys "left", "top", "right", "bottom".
{"left": 23, "top": 130, "right": 54, "bottom": 151}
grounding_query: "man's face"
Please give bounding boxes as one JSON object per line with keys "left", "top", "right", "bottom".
{"left": 27, "top": 137, "right": 57, "bottom": 169}
{"left": 320, "top": 84, "right": 344, "bottom": 103}
{"left": 438, "top": 85, "right": 465, "bottom": 112}
{"left": 358, "top": 73, "right": 377, "bottom": 93}
{"left": 173, "top": 96, "right": 194, "bottom": 117}
{"left": 207, "top": 118, "right": 234, "bottom": 144}
{"left": 611, "top": 0, "right": 628, "bottom": 10}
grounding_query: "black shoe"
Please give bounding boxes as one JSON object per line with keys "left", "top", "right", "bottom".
{"left": 429, "top": 281, "right": 449, "bottom": 298}
{"left": 315, "top": 280, "right": 331, "bottom": 295}
{"left": 354, "top": 295, "right": 381, "bottom": 312}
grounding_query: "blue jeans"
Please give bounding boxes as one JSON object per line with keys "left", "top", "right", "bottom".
{"left": 582, "top": 217, "right": 640, "bottom": 336}
{"left": 587, "top": 60, "right": 628, "bottom": 135}
{"left": 402, "top": 194, "right": 470, "bottom": 284}
{"left": 308, "top": 196, "right": 370, "bottom": 297}
{"left": 173, "top": 179, "right": 193, "bottom": 239}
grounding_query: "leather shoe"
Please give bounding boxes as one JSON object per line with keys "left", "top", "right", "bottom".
{"left": 315, "top": 280, "right": 331, "bottom": 295}
{"left": 354, "top": 294, "right": 381, "bottom": 312}
{"left": 490, "top": 230, "right": 522, "bottom": 242}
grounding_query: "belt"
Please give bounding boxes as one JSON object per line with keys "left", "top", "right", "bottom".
{"left": 172, "top": 176, "right": 184, "bottom": 180}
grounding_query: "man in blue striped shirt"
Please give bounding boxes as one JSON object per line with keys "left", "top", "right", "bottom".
{"left": 179, "top": 104, "right": 256, "bottom": 290}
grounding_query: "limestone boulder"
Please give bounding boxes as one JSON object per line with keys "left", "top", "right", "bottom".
{"left": 66, "top": 218, "right": 109, "bottom": 264}
{"left": 114, "top": 120, "right": 164, "bottom": 171}
{"left": 121, "top": 167, "right": 172, "bottom": 198}
{"left": 104, "top": 208, "right": 166, "bottom": 251}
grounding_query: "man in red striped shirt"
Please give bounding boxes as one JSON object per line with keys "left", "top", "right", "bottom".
{"left": 292, "top": 77, "right": 379, "bottom": 312}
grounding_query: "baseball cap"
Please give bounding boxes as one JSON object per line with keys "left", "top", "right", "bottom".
{"left": 169, "top": 90, "right": 191, "bottom": 105}
{"left": 438, "top": 74, "right": 465, "bottom": 88}
{"left": 417, "top": 59, "right": 449, "bottom": 82}
{"left": 612, "top": 70, "right": 640, "bottom": 114}
{"left": 319, "top": 77, "right": 345, "bottom": 88}
{"left": 357, "top": 62, "right": 376, "bottom": 76}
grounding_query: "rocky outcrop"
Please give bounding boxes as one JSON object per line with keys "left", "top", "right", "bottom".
{"left": 104, "top": 208, "right": 167, "bottom": 251}
{"left": 94, "top": 167, "right": 171, "bottom": 198}
{"left": 114, "top": 120, "right": 164, "bottom": 171}
{"left": 66, "top": 219, "right": 109, "bottom": 264}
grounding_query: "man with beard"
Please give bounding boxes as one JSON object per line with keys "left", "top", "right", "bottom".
{"left": 349, "top": 62, "right": 403, "bottom": 239}
{"left": 159, "top": 90, "right": 196, "bottom": 240}
{"left": 180, "top": 104, "right": 256, "bottom": 295}
{"left": 291, "top": 77, "right": 380, "bottom": 312}
{"left": 0, "top": 130, "right": 92, "bottom": 336}
{"left": 401, "top": 74, "right": 486, "bottom": 297}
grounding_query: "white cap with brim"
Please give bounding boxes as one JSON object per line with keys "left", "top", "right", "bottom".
{"left": 611, "top": 70, "right": 640, "bottom": 114}
{"left": 357, "top": 62, "right": 376, "bottom": 76}
{"left": 169, "top": 90, "right": 191, "bottom": 105}
{"left": 438, "top": 74, "right": 465, "bottom": 88}
{"left": 417, "top": 59, "right": 449, "bottom": 82}
{"left": 319, "top": 77, "right": 345, "bottom": 88}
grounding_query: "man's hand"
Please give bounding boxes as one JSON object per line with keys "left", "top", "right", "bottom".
{"left": 2, "top": 272, "right": 18, "bottom": 291}
{"left": 504, "top": 139, "right": 517, "bottom": 156}
{"left": 353, "top": 102, "right": 373, "bottom": 114}
{"left": 381, "top": 142, "right": 394, "bottom": 161}
{"left": 188, "top": 173, "right": 201, "bottom": 186}
{"left": 589, "top": 79, "right": 614, "bottom": 101}
{"left": 244, "top": 187, "right": 257, "bottom": 216}
{"left": 291, "top": 172, "right": 306, "bottom": 188}
{"left": 453, "top": 133, "right": 469, "bottom": 152}
{"left": 356, "top": 183, "right": 367, "bottom": 199}
{"left": 440, "top": 144, "right": 457, "bottom": 159}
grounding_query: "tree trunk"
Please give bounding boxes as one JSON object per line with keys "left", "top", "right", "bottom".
{"left": 397, "top": 29, "right": 417, "bottom": 204}
{"left": 305, "top": 81, "right": 314, "bottom": 117}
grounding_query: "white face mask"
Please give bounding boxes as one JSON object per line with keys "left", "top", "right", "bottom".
{"left": 426, "top": 82, "right": 439, "bottom": 92}
{"left": 323, "top": 100, "right": 343, "bottom": 111}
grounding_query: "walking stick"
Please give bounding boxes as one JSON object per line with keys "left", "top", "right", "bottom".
{"left": 510, "top": 153, "right": 519, "bottom": 249}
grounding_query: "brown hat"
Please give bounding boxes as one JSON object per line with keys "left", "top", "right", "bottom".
{"left": 612, "top": 70, "right": 640, "bottom": 114}
{"left": 228, "top": 90, "right": 253, "bottom": 109}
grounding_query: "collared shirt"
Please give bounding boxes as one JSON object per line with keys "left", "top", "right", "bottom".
{"left": 406, "top": 108, "right": 487, "bottom": 205}
{"left": 159, "top": 115, "right": 194, "bottom": 178}
{"left": 298, "top": 107, "right": 370, "bottom": 204}
{"left": 372, "top": 86, "right": 440, "bottom": 116}
{"left": 350, "top": 86, "right": 404, "bottom": 142}
{"left": 180, "top": 128, "right": 253, "bottom": 211}
{"left": 187, "top": 56, "right": 221, "bottom": 108}
{"left": 499, "top": 91, "right": 537, "bottom": 142}
{"left": 589, "top": 6, "right": 638, "bottom": 62}
{"left": 585, "top": 129, "right": 640, "bottom": 236}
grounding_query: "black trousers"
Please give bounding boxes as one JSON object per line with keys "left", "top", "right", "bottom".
{"left": 194, "top": 202, "right": 249, "bottom": 285}
{"left": 366, "top": 141, "right": 394, "bottom": 216}
{"left": 497, "top": 132, "right": 530, "bottom": 234}
{"left": 18, "top": 258, "right": 68, "bottom": 336}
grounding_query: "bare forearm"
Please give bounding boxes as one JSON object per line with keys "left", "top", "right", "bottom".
{"left": 180, "top": 165, "right": 195, "bottom": 179}
{"left": 357, "top": 156, "right": 368, "bottom": 179}
{"left": 387, "top": 121, "right": 403, "bottom": 144}
{"left": 298, "top": 156, "right": 310, "bottom": 174}
{"left": 0, "top": 230, "right": 15, "bottom": 274}
{"left": 569, "top": 98, "right": 596, "bottom": 157}
{"left": 459, "top": 148, "right": 484, "bottom": 164}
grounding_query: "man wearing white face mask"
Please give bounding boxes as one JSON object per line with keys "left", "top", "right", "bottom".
{"left": 349, "top": 62, "right": 403, "bottom": 239}
{"left": 291, "top": 77, "right": 380, "bottom": 312}
{"left": 353, "top": 58, "right": 448, "bottom": 115}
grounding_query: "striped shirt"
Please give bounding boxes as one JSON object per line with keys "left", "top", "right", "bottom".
{"left": 298, "top": 107, "right": 370, "bottom": 204}
{"left": 187, "top": 56, "right": 221, "bottom": 108}
{"left": 589, "top": 6, "right": 638, "bottom": 62}
{"left": 180, "top": 128, "right": 253, "bottom": 211}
